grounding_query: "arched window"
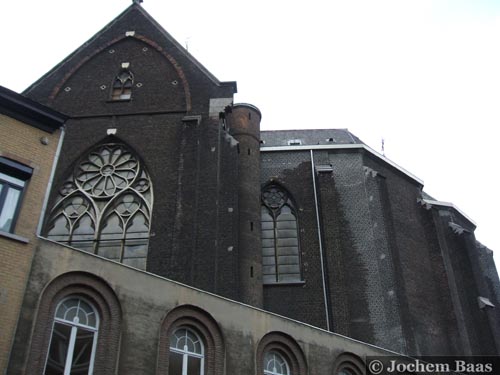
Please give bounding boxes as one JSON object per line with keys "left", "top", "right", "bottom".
{"left": 111, "top": 66, "right": 134, "bottom": 100}
{"left": 257, "top": 332, "right": 307, "bottom": 375}
{"left": 264, "top": 350, "right": 290, "bottom": 375}
{"left": 169, "top": 327, "right": 205, "bottom": 375}
{"left": 46, "top": 142, "right": 153, "bottom": 270}
{"left": 45, "top": 297, "right": 99, "bottom": 375}
{"left": 332, "top": 353, "right": 364, "bottom": 375}
{"left": 157, "top": 305, "right": 224, "bottom": 375}
{"left": 261, "top": 184, "right": 301, "bottom": 283}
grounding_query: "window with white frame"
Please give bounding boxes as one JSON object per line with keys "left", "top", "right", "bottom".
{"left": 44, "top": 297, "right": 99, "bottom": 375}
{"left": 169, "top": 327, "right": 205, "bottom": 375}
{"left": 0, "top": 157, "right": 32, "bottom": 233}
{"left": 261, "top": 184, "right": 301, "bottom": 283}
{"left": 263, "top": 350, "right": 291, "bottom": 375}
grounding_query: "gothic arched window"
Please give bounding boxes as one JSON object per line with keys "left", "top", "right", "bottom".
{"left": 46, "top": 142, "right": 153, "bottom": 270}
{"left": 45, "top": 297, "right": 99, "bottom": 374}
{"left": 111, "top": 66, "right": 134, "bottom": 100}
{"left": 261, "top": 184, "right": 301, "bottom": 283}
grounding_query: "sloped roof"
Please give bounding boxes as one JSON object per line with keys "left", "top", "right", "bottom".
{"left": 23, "top": 3, "right": 236, "bottom": 100}
{"left": 260, "top": 129, "right": 363, "bottom": 146}
{"left": 0, "top": 85, "right": 67, "bottom": 132}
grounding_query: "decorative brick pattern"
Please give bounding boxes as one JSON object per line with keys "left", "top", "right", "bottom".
{"left": 332, "top": 352, "right": 365, "bottom": 375}
{"left": 157, "top": 305, "right": 224, "bottom": 375}
{"left": 256, "top": 331, "right": 307, "bottom": 375}
{"left": 24, "top": 272, "right": 122, "bottom": 374}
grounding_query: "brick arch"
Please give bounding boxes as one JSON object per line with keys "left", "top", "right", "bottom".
{"left": 332, "top": 352, "right": 365, "bottom": 375}
{"left": 256, "top": 331, "right": 307, "bottom": 375}
{"left": 49, "top": 34, "right": 191, "bottom": 111}
{"left": 25, "top": 272, "right": 122, "bottom": 374}
{"left": 157, "top": 304, "right": 225, "bottom": 374}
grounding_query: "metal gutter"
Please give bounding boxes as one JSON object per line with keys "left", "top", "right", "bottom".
{"left": 261, "top": 144, "right": 424, "bottom": 186}
{"left": 310, "top": 150, "right": 331, "bottom": 331}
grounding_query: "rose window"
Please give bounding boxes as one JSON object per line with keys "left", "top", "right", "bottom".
{"left": 76, "top": 144, "right": 139, "bottom": 198}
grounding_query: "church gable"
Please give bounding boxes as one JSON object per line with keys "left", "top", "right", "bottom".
{"left": 24, "top": 4, "right": 236, "bottom": 115}
{"left": 48, "top": 36, "right": 189, "bottom": 116}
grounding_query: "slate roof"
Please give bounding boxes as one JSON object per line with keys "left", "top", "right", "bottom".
{"left": 260, "top": 129, "right": 364, "bottom": 147}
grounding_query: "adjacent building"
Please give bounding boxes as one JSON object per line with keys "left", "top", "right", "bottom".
{"left": 0, "top": 85, "right": 66, "bottom": 370}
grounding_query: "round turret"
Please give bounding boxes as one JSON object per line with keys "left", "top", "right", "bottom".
{"left": 227, "top": 103, "right": 263, "bottom": 307}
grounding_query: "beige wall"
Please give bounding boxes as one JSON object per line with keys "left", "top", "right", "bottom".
{"left": 10, "top": 239, "right": 398, "bottom": 374}
{"left": 0, "top": 113, "right": 61, "bottom": 371}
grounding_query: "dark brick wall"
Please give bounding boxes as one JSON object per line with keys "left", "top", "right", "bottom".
{"left": 434, "top": 210, "right": 498, "bottom": 355}
{"left": 260, "top": 150, "right": 328, "bottom": 330}
{"left": 320, "top": 150, "right": 405, "bottom": 352}
{"left": 30, "top": 5, "right": 242, "bottom": 300}
{"left": 361, "top": 153, "right": 462, "bottom": 355}
{"left": 476, "top": 242, "right": 500, "bottom": 351}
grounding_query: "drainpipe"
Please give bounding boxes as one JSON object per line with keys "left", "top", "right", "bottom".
{"left": 37, "top": 126, "right": 65, "bottom": 236}
{"left": 310, "top": 149, "right": 331, "bottom": 331}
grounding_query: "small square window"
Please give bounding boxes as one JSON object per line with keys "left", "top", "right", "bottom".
{"left": 287, "top": 139, "right": 302, "bottom": 146}
{"left": 0, "top": 157, "right": 32, "bottom": 233}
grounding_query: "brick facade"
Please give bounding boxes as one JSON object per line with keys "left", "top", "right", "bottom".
{"left": 3, "top": 2, "right": 500, "bottom": 373}
{"left": 0, "top": 107, "right": 63, "bottom": 372}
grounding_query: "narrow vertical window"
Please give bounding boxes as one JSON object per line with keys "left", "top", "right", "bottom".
{"left": 111, "top": 65, "right": 134, "bottom": 100}
{"left": 261, "top": 184, "right": 301, "bottom": 283}
{"left": 263, "top": 350, "right": 290, "bottom": 375}
{"left": 169, "top": 328, "right": 204, "bottom": 375}
{"left": 44, "top": 297, "right": 99, "bottom": 375}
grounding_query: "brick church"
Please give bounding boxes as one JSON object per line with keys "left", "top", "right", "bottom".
{"left": 1, "top": 2, "right": 499, "bottom": 374}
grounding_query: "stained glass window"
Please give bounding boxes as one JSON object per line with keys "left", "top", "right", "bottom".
{"left": 261, "top": 185, "right": 301, "bottom": 283}
{"left": 46, "top": 143, "right": 152, "bottom": 270}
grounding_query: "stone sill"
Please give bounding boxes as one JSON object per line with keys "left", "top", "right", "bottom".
{"left": 0, "top": 230, "right": 30, "bottom": 244}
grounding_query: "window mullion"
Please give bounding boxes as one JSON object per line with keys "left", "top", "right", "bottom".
{"left": 0, "top": 183, "right": 8, "bottom": 213}
{"left": 88, "top": 331, "right": 98, "bottom": 375}
{"left": 182, "top": 352, "right": 188, "bottom": 375}
{"left": 272, "top": 213, "right": 280, "bottom": 282}
{"left": 64, "top": 326, "right": 78, "bottom": 375}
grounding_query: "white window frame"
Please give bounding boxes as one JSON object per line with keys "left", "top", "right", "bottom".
{"left": 44, "top": 297, "right": 100, "bottom": 375}
{"left": 0, "top": 157, "right": 32, "bottom": 234}
{"left": 263, "top": 350, "right": 291, "bottom": 375}
{"left": 169, "top": 327, "right": 205, "bottom": 375}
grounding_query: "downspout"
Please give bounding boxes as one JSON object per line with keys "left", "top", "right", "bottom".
{"left": 37, "top": 126, "right": 65, "bottom": 236}
{"left": 310, "top": 149, "right": 331, "bottom": 331}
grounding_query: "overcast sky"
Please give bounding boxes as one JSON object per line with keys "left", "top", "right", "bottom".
{"left": 1, "top": 0, "right": 499, "bottom": 268}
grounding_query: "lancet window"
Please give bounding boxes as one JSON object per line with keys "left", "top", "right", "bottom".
{"left": 111, "top": 66, "right": 134, "bottom": 100}
{"left": 261, "top": 184, "right": 301, "bottom": 283}
{"left": 46, "top": 142, "right": 153, "bottom": 270}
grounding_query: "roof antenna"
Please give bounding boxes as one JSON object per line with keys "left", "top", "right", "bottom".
{"left": 381, "top": 138, "right": 385, "bottom": 156}
{"left": 133, "top": 0, "right": 143, "bottom": 4}
{"left": 185, "top": 37, "right": 191, "bottom": 51}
